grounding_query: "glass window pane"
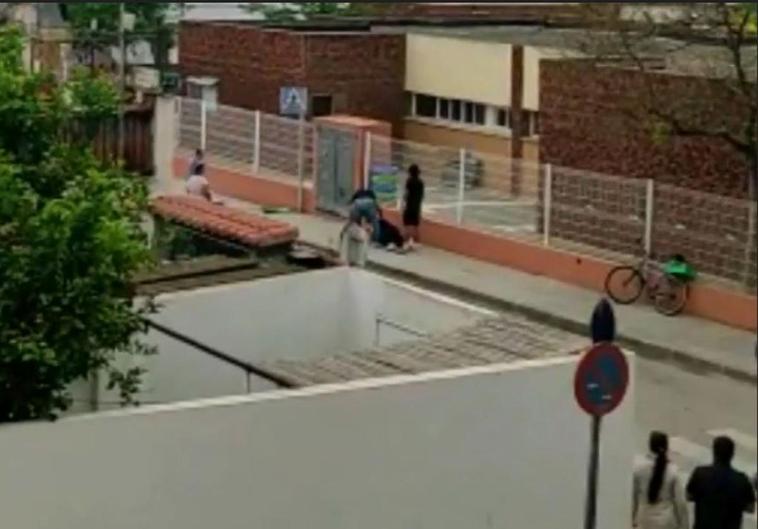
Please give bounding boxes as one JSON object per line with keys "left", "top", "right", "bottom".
{"left": 474, "top": 104, "right": 485, "bottom": 125}
{"left": 416, "top": 94, "right": 437, "bottom": 118}
{"left": 451, "top": 100, "right": 461, "bottom": 121}
{"left": 440, "top": 99, "right": 450, "bottom": 119}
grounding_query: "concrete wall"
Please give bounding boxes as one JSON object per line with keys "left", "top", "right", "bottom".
{"left": 0, "top": 357, "right": 636, "bottom": 529}
{"left": 406, "top": 34, "right": 511, "bottom": 107}
{"left": 403, "top": 118, "right": 513, "bottom": 157}
{"left": 95, "top": 268, "right": 491, "bottom": 407}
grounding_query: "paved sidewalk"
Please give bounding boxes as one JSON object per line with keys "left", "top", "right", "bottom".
{"left": 149, "top": 177, "right": 756, "bottom": 383}
{"left": 278, "top": 212, "right": 756, "bottom": 384}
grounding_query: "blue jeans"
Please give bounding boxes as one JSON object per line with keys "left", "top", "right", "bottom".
{"left": 350, "top": 198, "right": 380, "bottom": 242}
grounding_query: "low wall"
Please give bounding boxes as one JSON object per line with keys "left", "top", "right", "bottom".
{"left": 382, "top": 210, "right": 757, "bottom": 331}
{"left": 170, "top": 156, "right": 756, "bottom": 331}
{"left": 0, "top": 357, "right": 635, "bottom": 529}
{"left": 172, "top": 157, "right": 316, "bottom": 212}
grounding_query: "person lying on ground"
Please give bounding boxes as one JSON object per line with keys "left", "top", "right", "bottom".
{"left": 376, "top": 209, "right": 406, "bottom": 252}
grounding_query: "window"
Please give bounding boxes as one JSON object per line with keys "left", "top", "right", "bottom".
{"left": 439, "top": 98, "right": 450, "bottom": 120}
{"left": 522, "top": 110, "right": 540, "bottom": 137}
{"left": 187, "top": 76, "right": 218, "bottom": 111}
{"left": 496, "top": 108, "right": 510, "bottom": 128}
{"left": 407, "top": 92, "right": 493, "bottom": 129}
{"left": 451, "top": 99, "right": 461, "bottom": 121}
{"left": 415, "top": 94, "right": 437, "bottom": 118}
{"left": 311, "top": 94, "right": 334, "bottom": 117}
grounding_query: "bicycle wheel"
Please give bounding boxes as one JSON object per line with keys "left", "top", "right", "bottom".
{"left": 652, "top": 275, "right": 689, "bottom": 316}
{"left": 605, "top": 266, "right": 645, "bottom": 304}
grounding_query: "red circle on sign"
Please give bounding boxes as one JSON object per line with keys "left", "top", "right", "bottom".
{"left": 574, "top": 343, "right": 629, "bottom": 417}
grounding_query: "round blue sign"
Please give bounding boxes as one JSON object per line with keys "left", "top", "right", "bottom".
{"left": 574, "top": 343, "right": 629, "bottom": 417}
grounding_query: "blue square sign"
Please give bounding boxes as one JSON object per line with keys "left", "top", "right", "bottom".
{"left": 280, "top": 86, "right": 308, "bottom": 117}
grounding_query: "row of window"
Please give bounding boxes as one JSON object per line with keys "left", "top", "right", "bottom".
{"left": 408, "top": 92, "right": 539, "bottom": 137}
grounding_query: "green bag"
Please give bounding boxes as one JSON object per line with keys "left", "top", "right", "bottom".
{"left": 663, "top": 258, "right": 697, "bottom": 281}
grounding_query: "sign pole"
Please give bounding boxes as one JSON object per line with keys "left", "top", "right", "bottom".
{"left": 583, "top": 415, "right": 601, "bottom": 529}
{"left": 576, "top": 299, "right": 626, "bottom": 529}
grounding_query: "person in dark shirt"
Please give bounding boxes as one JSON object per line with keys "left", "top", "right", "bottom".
{"left": 686, "top": 436, "right": 756, "bottom": 529}
{"left": 376, "top": 208, "right": 405, "bottom": 252}
{"left": 402, "top": 164, "right": 425, "bottom": 250}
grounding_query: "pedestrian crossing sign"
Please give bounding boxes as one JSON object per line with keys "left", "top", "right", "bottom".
{"left": 280, "top": 86, "right": 308, "bottom": 117}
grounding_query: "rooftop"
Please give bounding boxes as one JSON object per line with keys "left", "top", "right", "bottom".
{"left": 261, "top": 312, "right": 586, "bottom": 388}
{"left": 407, "top": 24, "right": 758, "bottom": 78}
{"left": 150, "top": 195, "right": 299, "bottom": 249}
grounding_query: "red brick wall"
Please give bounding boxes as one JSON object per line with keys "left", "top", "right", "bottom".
{"left": 304, "top": 33, "right": 406, "bottom": 132}
{"left": 179, "top": 22, "right": 306, "bottom": 114}
{"left": 539, "top": 60, "right": 750, "bottom": 198}
{"left": 178, "top": 22, "right": 405, "bottom": 132}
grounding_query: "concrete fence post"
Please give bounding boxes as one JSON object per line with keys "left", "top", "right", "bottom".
{"left": 543, "top": 163, "right": 553, "bottom": 247}
{"left": 200, "top": 100, "right": 207, "bottom": 151}
{"left": 363, "top": 131, "right": 372, "bottom": 190}
{"left": 296, "top": 112, "right": 306, "bottom": 212}
{"left": 456, "top": 148, "right": 467, "bottom": 225}
{"left": 644, "top": 179, "right": 655, "bottom": 256}
{"left": 253, "top": 110, "right": 261, "bottom": 174}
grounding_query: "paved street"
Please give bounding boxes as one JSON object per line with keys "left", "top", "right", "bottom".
{"left": 636, "top": 356, "right": 757, "bottom": 528}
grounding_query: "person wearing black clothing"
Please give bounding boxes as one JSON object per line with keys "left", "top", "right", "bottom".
{"left": 376, "top": 208, "right": 405, "bottom": 251}
{"left": 402, "top": 164, "right": 425, "bottom": 249}
{"left": 686, "top": 436, "right": 756, "bottom": 529}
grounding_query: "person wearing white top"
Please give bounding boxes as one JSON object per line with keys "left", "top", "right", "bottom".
{"left": 186, "top": 174, "right": 211, "bottom": 201}
{"left": 633, "top": 431, "right": 689, "bottom": 529}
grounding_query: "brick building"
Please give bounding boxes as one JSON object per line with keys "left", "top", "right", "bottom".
{"left": 178, "top": 21, "right": 406, "bottom": 132}
{"left": 539, "top": 60, "right": 751, "bottom": 198}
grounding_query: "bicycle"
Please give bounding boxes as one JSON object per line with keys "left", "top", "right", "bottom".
{"left": 604, "top": 244, "right": 694, "bottom": 317}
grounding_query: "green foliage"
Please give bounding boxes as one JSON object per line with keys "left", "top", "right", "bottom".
{"left": 0, "top": 26, "right": 155, "bottom": 422}
{"left": 62, "top": 2, "right": 178, "bottom": 69}
{"left": 246, "top": 2, "right": 368, "bottom": 22}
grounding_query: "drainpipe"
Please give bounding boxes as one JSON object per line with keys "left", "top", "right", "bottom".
{"left": 510, "top": 44, "right": 525, "bottom": 197}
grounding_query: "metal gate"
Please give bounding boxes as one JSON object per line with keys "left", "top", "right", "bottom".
{"left": 316, "top": 126, "right": 357, "bottom": 215}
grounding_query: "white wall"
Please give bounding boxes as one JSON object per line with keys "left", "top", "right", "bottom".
{"left": 94, "top": 268, "right": 491, "bottom": 407}
{"left": 406, "top": 34, "right": 512, "bottom": 107}
{"left": 0, "top": 356, "right": 636, "bottom": 529}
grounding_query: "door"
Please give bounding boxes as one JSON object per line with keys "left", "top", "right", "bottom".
{"left": 316, "top": 126, "right": 356, "bottom": 215}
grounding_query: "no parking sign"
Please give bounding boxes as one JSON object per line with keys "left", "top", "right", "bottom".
{"left": 574, "top": 342, "right": 629, "bottom": 417}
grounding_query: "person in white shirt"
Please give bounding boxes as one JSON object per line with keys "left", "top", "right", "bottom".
{"left": 633, "top": 431, "right": 689, "bottom": 529}
{"left": 186, "top": 173, "right": 212, "bottom": 201}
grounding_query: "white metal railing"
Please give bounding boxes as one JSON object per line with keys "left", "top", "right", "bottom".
{"left": 177, "top": 97, "right": 314, "bottom": 185}
{"left": 365, "top": 134, "right": 757, "bottom": 292}
{"left": 174, "top": 97, "right": 757, "bottom": 293}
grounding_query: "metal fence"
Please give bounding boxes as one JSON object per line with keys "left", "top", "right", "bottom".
{"left": 175, "top": 97, "right": 757, "bottom": 292}
{"left": 366, "top": 134, "right": 757, "bottom": 292}
{"left": 176, "top": 98, "right": 314, "bottom": 184}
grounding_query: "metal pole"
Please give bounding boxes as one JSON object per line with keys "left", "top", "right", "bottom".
{"left": 118, "top": 2, "right": 126, "bottom": 161}
{"left": 583, "top": 415, "right": 601, "bottom": 529}
{"left": 296, "top": 110, "right": 306, "bottom": 212}
{"left": 644, "top": 179, "right": 655, "bottom": 256}
{"left": 543, "top": 163, "right": 553, "bottom": 247}
{"left": 253, "top": 110, "right": 261, "bottom": 174}
{"left": 200, "top": 100, "right": 207, "bottom": 151}
{"left": 363, "top": 131, "right": 372, "bottom": 189}
{"left": 456, "top": 148, "right": 467, "bottom": 225}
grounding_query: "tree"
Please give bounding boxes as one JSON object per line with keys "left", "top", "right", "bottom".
{"left": 244, "top": 2, "right": 374, "bottom": 22}
{"left": 0, "top": 26, "right": 155, "bottom": 423}
{"left": 575, "top": 3, "right": 758, "bottom": 199}
{"left": 61, "top": 3, "right": 179, "bottom": 74}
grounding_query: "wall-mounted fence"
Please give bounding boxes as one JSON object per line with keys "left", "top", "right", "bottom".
{"left": 177, "top": 98, "right": 315, "bottom": 185}
{"left": 366, "top": 134, "right": 757, "bottom": 292}
{"left": 175, "top": 97, "right": 757, "bottom": 293}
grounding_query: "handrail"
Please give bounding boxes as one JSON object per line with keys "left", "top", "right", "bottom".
{"left": 376, "top": 317, "right": 428, "bottom": 338}
{"left": 144, "top": 319, "right": 296, "bottom": 389}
